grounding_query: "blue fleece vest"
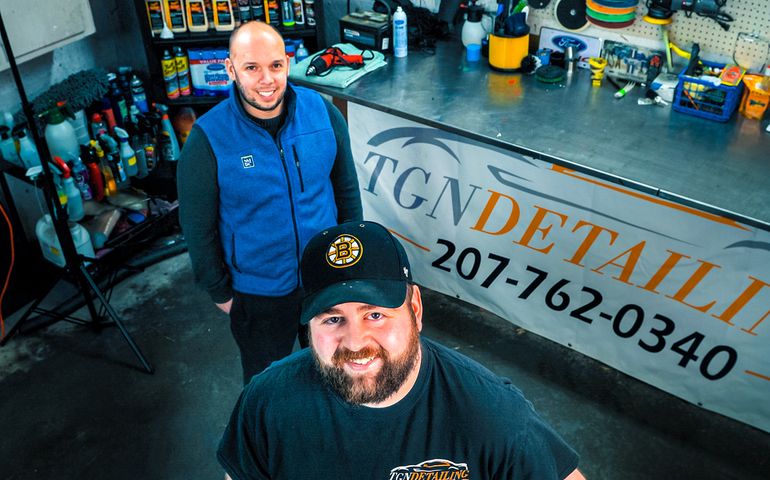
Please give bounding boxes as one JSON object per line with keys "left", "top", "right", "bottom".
{"left": 196, "top": 84, "right": 338, "bottom": 296}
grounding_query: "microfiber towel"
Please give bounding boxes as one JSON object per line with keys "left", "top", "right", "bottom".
{"left": 289, "top": 43, "right": 387, "bottom": 89}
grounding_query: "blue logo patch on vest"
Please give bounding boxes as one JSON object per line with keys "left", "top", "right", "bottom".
{"left": 241, "top": 155, "right": 255, "bottom": 169}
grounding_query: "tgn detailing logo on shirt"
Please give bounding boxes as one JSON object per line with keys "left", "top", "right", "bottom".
{"left": 389, "top": 459, "right": 469, "bottom": 479}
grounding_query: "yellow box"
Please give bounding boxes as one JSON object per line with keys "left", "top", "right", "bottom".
{"left": 489, "top": 34, "right": 529, "bottom": 71}
{"left": 739, "top": 74, "right": 770, "bottom": 120}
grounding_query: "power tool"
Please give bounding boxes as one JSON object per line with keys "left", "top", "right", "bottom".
{"left": 643, "top": 0, "right": 733, "bottom": 30}
{"left": 305, "top": 47, "right": 367, "bottom": 76}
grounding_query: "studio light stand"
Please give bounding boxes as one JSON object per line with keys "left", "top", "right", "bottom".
{"left": 0, "top": 12, "right": 153, "bottom": 373}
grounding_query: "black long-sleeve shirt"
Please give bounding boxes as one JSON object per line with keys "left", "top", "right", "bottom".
{"left": 177, "top": 92, "right": 363, "bottom": 303}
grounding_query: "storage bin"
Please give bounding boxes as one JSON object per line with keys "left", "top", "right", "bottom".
{"left": 739, "top": 74, "right": 770, "bottom": 120}
{"left": 672, "top": 60, "right": 743, "bottom": 122}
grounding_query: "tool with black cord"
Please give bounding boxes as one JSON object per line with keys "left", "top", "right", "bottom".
{"left": 305, "top": 47, "right": 368, "bottom": 76}
{"left": 643, "top": 0, "right": 733, "bottom": 31}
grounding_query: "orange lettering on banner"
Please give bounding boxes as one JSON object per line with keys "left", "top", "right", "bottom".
{"left": 590, "top": 241, "right": 645, "bottom": 285}
{"left": 471, "top": 190, "right": 521, "bottom": 235}
{"left": 514, "top": 206, "right": 568, "bottom": 255}
{"left": 564, "top": 220, "right": 619, "bottom": 266}
{"left": 666, "top": 259, "right": 721, "bottom": 314}
{"left": 639, "top": 249, "right": 691, "bottom": 294}
{"left": 712, "top": 275, "right": 770, "bottom": 334}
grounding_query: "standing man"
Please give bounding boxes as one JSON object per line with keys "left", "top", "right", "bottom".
{"left": 177, "top": 21, "right": 362, "bottom": 384}
{"left": 218, "top": 221, "right": 586, "bottom": 480}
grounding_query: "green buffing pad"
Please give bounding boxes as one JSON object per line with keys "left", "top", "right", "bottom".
{"left": 536, "top": 65, "right": 566, "bottom": 83}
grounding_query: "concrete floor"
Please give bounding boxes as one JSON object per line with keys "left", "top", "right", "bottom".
{"left": 1, "top": 252, "right": 768, "bottom": 479}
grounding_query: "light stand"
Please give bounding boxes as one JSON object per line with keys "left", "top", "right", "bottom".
{"left": 0, "top": 11, "right": 153, "bottom": 373}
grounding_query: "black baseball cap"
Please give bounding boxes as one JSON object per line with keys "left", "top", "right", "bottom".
{"left": 300, "top": 221, "right": 412, "bottom": 324}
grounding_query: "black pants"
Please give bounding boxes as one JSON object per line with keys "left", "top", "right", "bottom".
{"left": 229, "top": 289, "right": 309, "bottom": 384}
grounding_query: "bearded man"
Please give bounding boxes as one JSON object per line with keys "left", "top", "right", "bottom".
{"left": 218, "top": 221, "right": 586, "bottom": 480}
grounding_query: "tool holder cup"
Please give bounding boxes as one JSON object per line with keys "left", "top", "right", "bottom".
{"left": 489, "top": 13, "right": 530, "bottom": 72}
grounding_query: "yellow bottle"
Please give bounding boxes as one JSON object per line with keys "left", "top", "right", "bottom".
{"left": 145, "top": 0, "right": 165, "bottom": 35}
{"left": 186, "top": 0, "right": 209, "bottom": 32}
{"left": 213, "top": 0, "right": 235, "bottom": 31}
{"left": 163, "top": 0, "right": 188, "bottom": 33}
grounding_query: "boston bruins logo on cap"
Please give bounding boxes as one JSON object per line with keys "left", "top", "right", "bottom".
{"left": 326, "top": 234, "right": 362, "bottom": 268}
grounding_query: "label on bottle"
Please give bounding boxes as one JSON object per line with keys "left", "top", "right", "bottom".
{"left": 168, "top": 0, "right": 187, "bottom": 30}
{"left": 146, "top": 0, "right": 165, "bottom": 32}
{"left": 189, "top": 1, "right": 208, "bottom": 26}
{"left": 215, "top": 0, "right": 232, "bottom": 24}
{"left": 127, "top": 154, "right": 137, "bottom": 166}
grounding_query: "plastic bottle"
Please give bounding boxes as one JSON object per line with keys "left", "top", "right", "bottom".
{"left": 304, "top": 0, "right": 315, "bottom": 26}
{"left": 0, "top": 126, "right": 21, "bottom": 167}
{"left": 461, "top": 4, "right": 485, "bottom": 47}
{"left": 45, "top": 106, "right": 80, "bottom": 162}
{"left": 251, "top": 0, "right": 265, "bottom": 21}
{"left": 90, "top": 113, "right": 108, "bottom": 140}
{"left": 213, "top": 0, "right": 235, "bottom": 31}
{"left": 92, "top": 140, "right": 117, "bottom": 197}
{"left": 280, "top": 0, "right": 294, "bottom": 26}
{"left": 292, "top": 0, "right": 304, "bottom": 25}
{"left": 130, "top": 75, "right": 150, "bottom": 113}
{"left": 164, "top": 0, "right": 188, "bottom": 32}
{"left": 99, "top": 96, "right": 118, "bottom": 134}
{"left": 237, "top": 0, "right": 252, "bottom": 23}
{"left": 35, "top": 214, "right": 95, "bottom": 267}
{"left": 174, "top": 46, "right": 192, "bottom": 96}
{"left": 114, "top": 127, "right": 139, "bottom": 177}
{"left": 71, "top": 155, "right": 93, "bottom": 200}
{"left": 53, "top": 156, "right": 85, "bottom": 221}
{"left": 393, "top": 6, "right": 408, "bottom": 58}
{"left": 145, "top": 0, "right": 166, "bottom": 35}
{"left": 82, "top": 144, "right": 105, "bottom": 201}
{"left": 161, "top": 49, "right": 180, "bottom": 100}
{"left": 296, "top": 41, "right": 309, "bottom": 62}
{"left": 108, "top": 73, "right": 129, "bottom": 126}
{"left": 156, "top": 104, "right": 181, "bottom": 162}
{"left": 16, "top": 128, "right": 41, "bottom": 170}
{"left": 187, "top": 0, "right": 209, "bottom": 32}
{"left": 265, "top": 0, "right": 280, "bottom": 26}
{"left": 99, "top": 134, "right": 128, "bottom": 188}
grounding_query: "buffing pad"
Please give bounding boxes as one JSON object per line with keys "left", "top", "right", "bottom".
{"left": 554, "top": 0, "right": 589, "bottom": 31}
{"left": 535, "top": 64, "right": 566, "bottom": 83}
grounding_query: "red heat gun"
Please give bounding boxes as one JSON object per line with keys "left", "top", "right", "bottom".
{"left": 305, "top": 47, "right": 365, "bottom": 76}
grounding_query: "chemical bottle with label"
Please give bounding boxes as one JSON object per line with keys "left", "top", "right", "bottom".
{"left": 45, "top": 105, "right": 80, "bottom": 162}
{"left": 81, "top": 144, "right": 105, "bottom": 201}
{"left": 265, "top": 0, "right": 280, "bottom": 26}
{"left": 90, "top": 112, "right": 108, "bottom": 140}
{"left": 296, "top": 41, "right": 309, "bottom": 62}
{"left": 35, "top": 214, "right": 95, "bottom": 267}
{"left": 71, "top": 154, "right": 93, "bottom": 201}
{"left": 91, "top": 140, "right": 116, "bottom": 197}
{"left": 213, "top": 0, "right": 235, "bottom": 31}
{"left": 125, "top": 119, "right": 149, "bottom": 179}
{"left": 107, "top": 73, "right": 129, "bottom": 127}
{"left": 156, "top": 103, "right": 181, "bottom": 162}
{"left": 280, "top": 0, "right": 295, "bottom": 26}
{"left": 251, "top": 0, "right": 265, "bottom": 20}
{"left": 186, "top": 0, "right": 209, "bottom": 31}
{"left": 15, "top": 127, "right": 41, "bottom": 170}
{"left": 114, "top": 127, "right": 139, "bottom": 177}
{"left": 237, "top": 0, "right": 252, "bottom": 23}
{"left": 304, "top": 0, "right": 315, "bottom": 26}
{"left": 99, "top": 134, "right": 129, "bottom": 188}
{"left": 164, "top": 0, "right": 188, "bottom": 32}
{"left": 174, "top": 46, "right": 192, "bottom": 96}
{"left": 130, "top": 75, "right": 149, "bottom": 113}
{"left": 0, "top": 126, "right": 20, "bottom": 167}
{"left": 393, "top": 6, "right": 408, "bottom": 58}
{"left": 145, "top": 0, "right": 165, "bottom": 35}
{"left": 161, "top": 49, "right": 180, "bottom": 100}
{"left": 292, "top": 0, "right": 304, "bottom": 24}
{"left": 52, "top": 156, "right": 85, "bottom": 221}
{"left": 99, "top": 96, "right": 118, "bottom": 134}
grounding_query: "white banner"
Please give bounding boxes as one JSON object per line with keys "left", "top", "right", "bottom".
{"left": 349, "top": 102, "right": 770, "bottom": 433}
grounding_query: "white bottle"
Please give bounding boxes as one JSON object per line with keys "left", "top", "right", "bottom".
{"left": 114, "top": 127, "right": 138, "bottom": 177}
{"left": 45, "top": 107, "right": 80, "bottom": 162}
{"left": 35, "top": 214, "right": 95, "bottom": 267}
{"left": 393, "top": 6, "right": 408, "bottom": 58}
{"left": 17, "top": 128, "right": 41, "bottom": 170}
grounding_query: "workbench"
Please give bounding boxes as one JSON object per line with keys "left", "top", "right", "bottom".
{"left": 295, "top": 40, "right": 770, "bottom": 231}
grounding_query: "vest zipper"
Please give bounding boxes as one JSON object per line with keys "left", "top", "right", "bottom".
{"left": 278, "top": 144, "right": 302, "bottom": 286}
{"left": 292, "top": 144, "right": 305, "bottom": 192}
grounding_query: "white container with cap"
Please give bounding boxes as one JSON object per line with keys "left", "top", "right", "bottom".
{"left": 35, "top": 215, "right": 95, "bottom": 268}
{"left": 393, "top": 6, "right": 408, "bottom": 58}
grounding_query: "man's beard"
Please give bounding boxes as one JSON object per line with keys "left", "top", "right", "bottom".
{"left": 313, "top": 312, "right": 421, "bottom": 405}
{"left": 234, "top": 74, "right": 285, "bottom": 114}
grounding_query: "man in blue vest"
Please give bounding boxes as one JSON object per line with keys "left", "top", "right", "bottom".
{"left": 177, "top": 21, "right": 362, "bottom": 384}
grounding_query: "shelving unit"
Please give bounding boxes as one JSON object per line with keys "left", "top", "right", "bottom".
{"left": 131, "top": 1, "right": 326, "bottom": 112}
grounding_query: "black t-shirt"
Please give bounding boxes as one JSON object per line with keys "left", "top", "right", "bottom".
{"left": 218, "top": 337, "right": 579, "bottom": 479}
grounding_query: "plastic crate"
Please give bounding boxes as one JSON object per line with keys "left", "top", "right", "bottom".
{"left": 672, "top": 60, "right": 743, "bottom": 122}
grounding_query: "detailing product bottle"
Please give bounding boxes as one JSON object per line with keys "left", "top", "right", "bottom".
{"left": 53, "top": 156, "right": 85, "bottom": 221}
{"left": 99, "top": 134, "right": 128, "bottom": 188}
{"left": 156, "top": 104, "right": 181, "bottom": 162}
{"left": 92, "top": 140, "right": 116, "bottom": 196}
{"left": 164, "top": 0, "right": 188, "bottom": 32}
{"left": 237, "top": 0, "right": 252, "bottom": 22}
{"left": 187, "top": 0, "right": 209, "bottom": 31}
{"left": 213, "top": 0, "right": 235, "bottom": 31}
{"left": 16, "top": 128, "right": 41, "bottom": 170}
{"left": 99, "top": 96, "right": 118, "bottom": 134}
{"left": 45, "top": 106, "right": 80, "bottom": 162}
{"left": 71, "top": 155, "right": 93, "bottom": 200}
{"left": 114, "top": 127, "right": 139, "bottom": 177}
{"left": 174, "top": 47, "right": 192, "bottom": 96}
{"left": 90, "top": 113, "right": 108, "bottom": 140}
{"left": 161, "top": 49, "right": 180, "bottom": 100}
{"left": 108, "top": 73, "right": 129, "bottom": 127}
{"left": 393, "top": 6, "right": 408, "bottom": 58}
{"left": 130, "top": 75, "right": 149, "bottom": 113}
{"left": 146, "top": 0, "right": 166, "bottom": 35}
{"left": 280, "top": 0, "right": 294, "bottom": 26}
{"left": 0, "top": 126, "right": 21, "bottom": 167}
{"left": 82, "top": 144, "right": 105, "bottom": 201}
{"left": 292, "top": 0, "right": 304, "bottom": 24}
{"left": 304, "top": 0, "right": 315, "bottom": 26}
{"left": 296, "top": 41, "right": 309, "bottom": 62}
{"left": 251, "top": 0, "right": 265, "bottom": 20}
{"left": 172, "top": 107, "right": 197, "bottom": 146}
{"left": 36, "top": 214, "right": 66, "bottom": 267}
{"left": 265, "top": 0, "right": 280, "bottom": 26}
{"left": 461, "top": 3, "right": 485, "bottom": 47}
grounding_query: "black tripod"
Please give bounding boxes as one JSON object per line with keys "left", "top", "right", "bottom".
{"left": 0, "top": 12, "right": 153, "bottom": 373}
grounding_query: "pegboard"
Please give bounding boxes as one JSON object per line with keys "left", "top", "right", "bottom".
{"left": 528, "top": 0, "right": 770, "bottom": 73}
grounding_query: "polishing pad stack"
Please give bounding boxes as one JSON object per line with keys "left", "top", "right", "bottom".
{"left": 585, "top": 0, "right": 639, "bottom": 29}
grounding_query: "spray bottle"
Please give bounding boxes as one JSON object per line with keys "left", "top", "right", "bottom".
{"left": 91, "top": 140, "right": 116, "bottom": 197}
{"left": 52, "top": 156, "right": 85, "bottom": 221}
{"left": 15, "top": 127, "right": 41, "bottom": 170}
{"left": 156, "top": 103, "right": 181, "bottom": 162}
{"left": 174, "top": 46, "right": 192, "bottom": 96}
{"left": 44, "top": 103, "right": 80, "bottom": 162}
{"left": 114, "top": 127, "right": 139, "bottom": 177}
{"left": 71, "top": 154, "right": 93, "bottom": 200}
{"left": 130, "top": 75, "right": 150, "bottom": 113}
{"left": 99, "top": 134, "right": 129, "bottom": 188}
{"left": 161, "top": 49, "right": 180, "bottom": 100}
{"left": 0, "top": 126, "right": 21, "bottom": 167}
{"left": 82, "top": 143, "right": 105, "bottom": 201}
